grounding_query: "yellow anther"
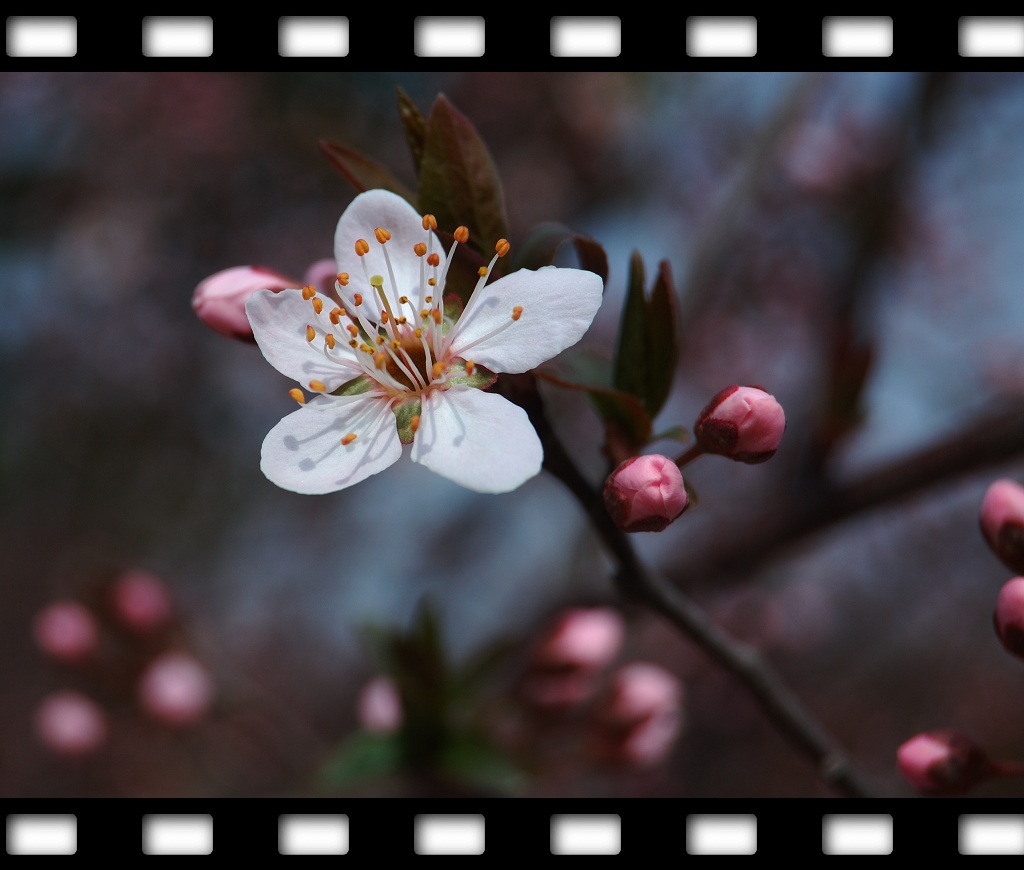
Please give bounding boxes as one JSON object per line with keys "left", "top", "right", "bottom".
{"left": 411, "top": 415, "right": 420, "bottom": 434}
{"left": 512, "top": 306, "right": 524, "bottom": 321}
{"left": 306, "top": 325, "right": 316, "bottom": 342}
{"left": 341, "top": 433, "right": 357, "bottom": 445}
{"left": 496, "top": 238, "right": 510, "bottom": 257}
{"left": 360, "top": 343, "right": 374, "bottom": 354}
{"left": 355, "top": 239, "right": 370, "bottom": 256}
{"left": 349, "top": 339, "right": 359, "bottom": 348}
{"left": 329, "top": 307, "right": 342, "bottom": 324}
{"left": 347, "top": 324, "right": 359, "bottom": 337}
{"left": 353, "top": 293, "right": 363, "bottom": 306}
{"left": 374, "top": 227, "right": 391, "bottom": 244}
{"left": 381, "top": 310, "right": 389, "bottom": 324}
{"left": 414, "top": 242, "right": 427, "bottom": 257}
{"left": 420, "top": 309, "right": 430, "bottom": 319}
{"left": 288, "top": 388, "right": 305, "bottom": 405}
{"left": 454, "top": 226, "right": 469, "bottom": 244}
{"left": 301, "top": 285, "right": 315, "bottom": 300}
{"left": 431, "top": 309, "right": 442, "bottom": 325}
{"left": 391, "top": 340, "right": 402, "bottom": 350}
{"left": 422, "top": 214, "right": 437, "bottom": 231}
{"left": 425, "top": 296, "right": 433, "bottom": 303}
{"left": 432, "top": 362, "right": 445, "bottom": 379}
{"left": 337, "top": 272, "right": 349, "bottom": 286}
{"left": 397, "top": 316, "right": 407, "bottom": 325}
{"left": 399, "top": 295, "right": 409, "bottom": 304}
{"left": 375, "top": 335, "right": 385, "bottom": 345}
{"left": 309, "top": 379, "right": 327, "bottom": 392}
{"left": 428, "top": 278, "right": 437, "bottom": 287}
{"left": 311, "top": 297, "right": 323, "bottom": 314}
{"left": 465, "top": 360, "right": 476, "bottom": 376}
{"left": 427, "top": 253, "right": 440, "bottom": 267}
{"left": 414, "top": 328, "right": 423, "bottom": 338}
{"left": 374, "top": 351, "right": 387, "bottom": 369}
{"left": 477, "top": 266, "right": 488, "bottom": 277}
{"left": 325, "top": 334, "right": 336, "bottom": 349}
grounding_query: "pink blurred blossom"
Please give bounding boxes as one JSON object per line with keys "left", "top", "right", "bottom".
{"left": 603, "top": 454, "right": 689, "bottom": 533}
{"left": 139, "top": 652, "right": 214, "bottom": 726}
{"left": 694, "top": 385, "right": 786, "bottom": 464}
{"left": 994, "top": 577, "right": 1024, "bottom": 661}
{"left": 192, "top": 265, "right": 298, "bottom": 341}
{"left": 32, "top": 601, "right": 98, "bottom": 663}
{"left": 603, "top": 662, "right": 682, "bottom": 725}
{"left": 303, "top": 258, "right": 340, "bottom": 297}
{"left": 980, "top": 479, "right": 1024, "bottom": 574}
{"left": 534, "top": 608, "right": 625, "bottom": 671}
{"left": 896, "top": 730, "right": 993, "bottom": 796}
{"left": 111, "top": 570, "right": 173, "bottom": 632}
{"left": 357, "top": 676, "right": 403, "bottom": 733}
{"left": 35, "top": 691, "right": 108, "bottom": 756}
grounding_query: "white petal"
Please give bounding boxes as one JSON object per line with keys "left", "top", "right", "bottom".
{"left": 447, "top": 267, "right": 603, "bottom": 373}
{"left": 246, "top": 288, "right": 360, "bottom": 390}
{"left": 411, "top": 388, "right": 543, "bottom": 493}
{"left": 334, "top": 190, "right": 437, "bottom": 307}
{"left": 261, "top": 395, "right": 402, "bottom": 494}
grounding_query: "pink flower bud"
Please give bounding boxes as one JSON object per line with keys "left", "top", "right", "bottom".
{"left": 32, "top": 601, "right": 98, "bottom": 663}
{"left": 603, "top": 454, "right": 689, "bottom": 533}
{"left": 994, "top": 577, "right": 1024, "bottom": 660}
{"left": 591, "top": 663, "right": 684, "bottom": 767}
{"left": 35, "top": 690, "right": 108, "bottom": 756}
{"left": 897, "top": 730, "right": 994, "bottom": 795}
{"left": 192, "top": 265, "right": 297, "bottom": 341}
{"left": 139, "top": 652, "right": 214, "bottom": 726}
{"left": 980, "top": 479, "right": 1024, "bottom": 574}
{"left": 534, "top": 608, "right": 625, "bottom": 672}
{"left": 694, "top": 385, "right": 786, "bottom": 463}
{"left": 111, "top": 570, "right": 173, "bottom": 632}
{"left": 357, "top": 676, "right": 403, "bottom": 733}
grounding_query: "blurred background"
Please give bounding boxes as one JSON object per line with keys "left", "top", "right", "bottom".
{"left": 2, "top": 71, "right": 1024, "bottom": 798}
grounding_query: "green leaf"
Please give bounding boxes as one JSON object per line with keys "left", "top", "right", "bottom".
{"left": 512, "top": 223, "right": 609, "bottom": 287}
{"left": 319, "top": 140, "right": 416, "bottom": 203}
{"left": 650, "top": 425, "right": 690, "bottom": 445}
{"left": 396, "top": 87, "right": 428, "bottom": 178}
{"left": 393, "top": 398, "right": 422, "bottom": 445}
{"left": 439, "top": 735, "right": 526, "bottom": 796}
{"left": 331, "top": 374, "right": 375, "bottom": 396}
{"left": 318, "top": 731, "right": 402, "bottom": 790}
{"left": 645, "top": 260, "right": 680, "bottom": 417}
{"left": 418, "top": 95, "right": 509, "bottom": 258}
{"left": 612, "top": 253, "right": 680, "bottom": 418}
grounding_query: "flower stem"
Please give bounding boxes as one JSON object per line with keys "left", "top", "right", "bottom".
{"left": 676, "top": 443, "right": 705, "bottom": 468}
{"left": 503, "top": 374, "right": 882, "bottom": 798}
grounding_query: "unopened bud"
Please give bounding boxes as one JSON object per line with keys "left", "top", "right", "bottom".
{"left": 694, "top": 385, "right": 786, "bottom": 463}
{"left": 357, "top": 676, "right": 403, "bottom": 733}
{"left": 994, "top": 577, "right": 1024, "bottom": 660}
{"left": 896, "top": 730, "right": 994, "bottom": 796}
{"left": 32, "top": 601, "right": 98, "bottom": 663}
{"left": 35, "top": 691, "right": 108, "bottom": 756}
{"left": 139, "top": 652, "right": 214, "bottom": 727}
{"left": 603, "top": 454, "right": 688, "bottom": 533}
{"left": 192, "top": 265, "right": 296, "bottom": 341}
{"left": 979, "top": 479, "right": 1024, "bottom": 574}
{"left": 111, "top": 570, "right": 173, "bottom": 633}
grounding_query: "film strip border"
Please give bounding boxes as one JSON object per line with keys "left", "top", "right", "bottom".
{"left": 5, "top": 804, "right": 1024, "bottom": 857}
{"left": 4, "top": 14, "right": 1024, "bottom": 68}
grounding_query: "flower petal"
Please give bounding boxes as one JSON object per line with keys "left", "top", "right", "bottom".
{"left": 246, "top": 288, "right": 361, "bottom": 390}
{"left": 260, "top": 395, "right": 402, "bottom": 494}
{"left": 334, "top": 189, "right": 437, "bottom": 306}
{"left": 411, "top": 388, "right": 543, "bottom": 493}
{"left": 448, "top": 267, "right": 603, "bottom": 373}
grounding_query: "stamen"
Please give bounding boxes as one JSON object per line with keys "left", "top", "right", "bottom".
{"left": 454, "top": 226, "right": 469, "bottom": 244}
{"left": 431, "top": 309, "right": 442, "bottom": 325}
{"left": 374, "top": 351, "right": 388, "bottom": 369}
{"left": 330, "top": 307, "right": 342, "bottom": 324}
{"left": 425, "top": 296, "right": 433, "bottom": 304}
{"left": 374, "top": 227, "right": 391, "bottom": 244}
{"left": 495, "top": 239, "right": 510, "bottom": 257}
{"left": 512, "top": 306, "right": 524, "bottom": 321}
{"left": 411, "top": 415, "right": 420, "bottom": 434}
{"left": 306, "top": 325, "right": 316, "bottom": 343}
{"left": 289, "top": 388, "right": 305, "bottom": 405}
{"left": 432, "top": 361, "right": 445, "bottom": 380}
{"left": 301, "top": 285, "right": 315, "bottom": 300}
{"left": 341, "top": 433, "right": 357, "bottom": 445}
{"left": 427, "top": 253, "right": 440, "bottom": 267}
{"left": 428, "top": 278, "right": 437, "bottom": 286}
{"left": 376, "top": 336, "right": 385, "bottom": 345}
{"left": 355, "top": 239, "right": 370, "bottom": 256}
{"left": 325, "top": 334, "right": 335, "bottom": 349}
{"left": 311, "top": 297, "right": 323, "bottom": 314}
{"left": 477, "top": 266, "right": 488, "bottom": 277}
{"left": 337, "top": 272, "right": 349, "bottom": 286}
{"left": 347, "top": 324, "right": 359, "bottom": 337}
{"left": 353, "top": 294, "right": 363, "bottom": 306}
{"left": 381, "top": 310, "right": 389, "bottom": 324}
{"left": 414, "top": 243, "right": 427, "bottom": 257}
{"left": 422, "top": 214, "right": 437, "bottom": 231}
{"left": 465, "top": 360, "right": 476, "bottom": 376}
{"left": 309, "top": 380, "right": 327, "bottom": 392}
{"left": 399, "top": 296, "right": 409, "bottom": 304}
{"left": 349, "top": 339, "right": 359, "bottom": 348}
